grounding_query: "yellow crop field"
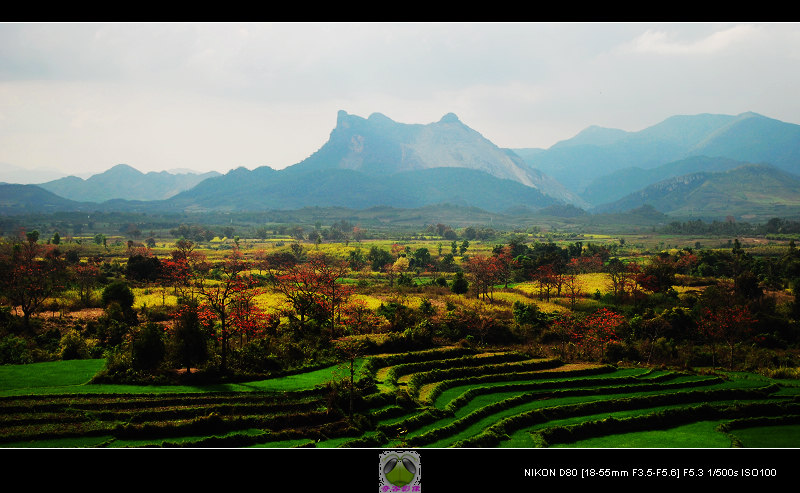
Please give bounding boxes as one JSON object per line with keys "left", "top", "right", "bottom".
{"left": 133, "top": 287, "right": 178, "bottom": 309}
{"left": 575, "top": 273, "right": 611, "bottom": 294}
{"left": 351, "top": 294, "right": 387, "bottom": 311}
{"left": 252, "top": 290, "right": 288, "bottom": 311}
{"left": 490, "top": 291, "right": 570, "bottom": 313}
{"left": 512, "top": 278, "right": 609, "bottom": 298}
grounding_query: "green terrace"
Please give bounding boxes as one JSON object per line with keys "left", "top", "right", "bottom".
{"left": 1, "top": 347, "right": 799, "bottom": 448}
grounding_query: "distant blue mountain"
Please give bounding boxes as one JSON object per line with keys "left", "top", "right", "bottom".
{"left": 581, "top": 156, "right": 748, "bottom": 206}
{"left": 165, "top": 111, "right": 578, "bottom": 212}
{"left": 513, "top": 112, "right": 800, "bottom": 203}
{"left": 592, "top": 163, "right": 800, "bottom": 220}
{"left": 38, "top": 164, "right": 220, "bottom": 202}
{"left": 5, "top": 110, "right": 800, "bottom": 221}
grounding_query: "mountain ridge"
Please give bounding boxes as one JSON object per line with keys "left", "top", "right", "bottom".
{"left": 580, "top": 155, "right": 750, "bottom": 206}
{"left": 37, "top": 164, "right": 221, "bottom": 202}
{"left": 593, "top": 163, "right": 800, "bottom": 220}
{"left": 512, "top": 111, "right": 800, "bottom": 200}
{"left": 3, "top": 110, "right": 799, "bottom": 221}
{"left": 287, "top": 110, "right": 583, "bottom": 206}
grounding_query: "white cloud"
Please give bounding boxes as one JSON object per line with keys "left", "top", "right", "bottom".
{"left": 622, "top": 24, "right": 761, "bottom": 56}
{"left": 1, "top": 22, "right": 800, "bottom": 179}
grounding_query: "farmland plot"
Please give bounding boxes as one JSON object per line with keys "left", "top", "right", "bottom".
{"left": 1, "top": 347, "right": 799, "bottom": 448}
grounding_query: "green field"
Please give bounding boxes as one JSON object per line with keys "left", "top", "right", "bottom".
{"left": 0, "top": 359, "right": 364, "bottom": 397}
{"left": 2, "top": 348, "right": 798, "bottom": 448}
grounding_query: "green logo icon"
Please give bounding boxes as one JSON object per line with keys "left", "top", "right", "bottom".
{"left": 379, "top": 451, "right": 421, "bottom": 490}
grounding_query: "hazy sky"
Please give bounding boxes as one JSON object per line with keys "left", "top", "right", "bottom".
{"left": 1, "top": 22, "right": 799, "bottom": 181}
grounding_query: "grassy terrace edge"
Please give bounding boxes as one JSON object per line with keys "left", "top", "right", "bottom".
{"left": 1, "top": 347, "right": 800, "bottom": 448}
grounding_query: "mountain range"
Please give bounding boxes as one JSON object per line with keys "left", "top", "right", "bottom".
{"left": 36, "top": 164, "right": 220, "bottom": 202}
{"left": 162, "top": 111, "right": 577, "bottom": 213}
{"left": 593, "top": 163, "right": 800, "bottom": 218}
{"left": 512, "top": 111, "right": 800, "bottom": 205}
{"left": 1, "top": 110, "right": 799, "bottom": 220}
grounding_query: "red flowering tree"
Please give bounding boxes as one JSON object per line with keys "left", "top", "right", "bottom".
{"left": 698, "top": 305, "right": 756, "bottom": 369}
{"left": 171, "top": 239, "right": 207, "bottom": 272}
{"left": 271, "top": 254, "right": 353, "bottom": 337}
{"left": 533, "top": 264, "right": 557, "bottom": 301}
{"left": 339, "top": 298, "right": 385, "bottom": 334}
{"left": 562, "top": 308, "right": 625, "bottom": 361}
{"left": 172, "top": 238, "right": 196, "bottom": 262}
{"left": 315, "top": 256, "right": 354, "bottom": 337}
{"left": 549, "top": 312, "right": 582, "bottom": 360}
{"left": 623, "top": 262, "right": 647, "bottom": 305}
{"left": 0, "top": 240, "right": 67, "bottom": 328}
{"left": 271, "top": 261, "right": 322, "bottom": 329}
{"left": 160, "top": 257, "right": 191, "bottom": 301}
{"left": 72, "top": 260, "right": 101, "bottom": 308}
{"left": 466, "top": 255, "right": 503, "bottom": 302}
{"left": 193, "top": 248, "right": 258, "bottom": 372}
{"left": 493, "top": 245, "right": 518, "bottom": 288}
{"left": 562, "top": 272, "right": 584, "bottom": 310}
{"left": 582, "top": 308, "right": 626, "bottom": 361}
{"left": 675, "top": 252, "right": 698, "bottom": 275}
{"left": 569, "top": 255, "right": 604, "bottom": 274}
{"left": 637, "top": 255, "right": 677, "bottom": 293}
{"left": 228, "top": 278, "right": 274, "bottom": 347}
{"left": 606, "top": 258, "right": 646, "bottom": 303}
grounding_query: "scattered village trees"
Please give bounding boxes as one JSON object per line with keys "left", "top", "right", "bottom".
{"left": 1, "top": 219, "right": 799, "bottom": 382}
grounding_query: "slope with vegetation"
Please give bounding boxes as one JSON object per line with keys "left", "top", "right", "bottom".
{"left": 1, "top": 211, "right": 800, "bottom": 447}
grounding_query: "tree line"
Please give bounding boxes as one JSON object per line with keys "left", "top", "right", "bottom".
{"left": 1, "top": 227, "right": 799, "bottom": 381}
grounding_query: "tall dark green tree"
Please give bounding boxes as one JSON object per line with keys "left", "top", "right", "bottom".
{"left": 410, "top": 248, "right": 431, "bottom": 270}
{"left": 368, "top": 246, "right": 393, "bottom": 272}
{"left": 125, "top": 254, "right": 161, "bottom": 282}
{"left": 131, "top": 322, "right": 166, "bottom": 371}
{"left": 451, "top": 271, "right": 469, "bottom": 295}
{"left": 169, "top": 299, "right": 209, "bottom": 373}
{"left": 101, "top": 280, "right": 137, "bottom": 325}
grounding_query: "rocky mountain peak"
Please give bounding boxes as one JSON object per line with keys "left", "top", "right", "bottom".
{"left": 438, "top": 112, "right": 461, "bottom": 124}
{"left": 294, "top": 110, "right": 582, "bottom": 206}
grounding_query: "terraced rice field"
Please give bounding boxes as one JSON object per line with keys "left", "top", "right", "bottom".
{"left": 1, "top": 346, "right": 799, "bottom": 448}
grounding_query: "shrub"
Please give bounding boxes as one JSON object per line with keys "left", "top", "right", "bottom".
{"left": 101, "top": 280, "right": 135, "bottom": 310}
{"left": 92, "top": 347, "right": 133, "bottom": 382}
{"left": 649, "top": 337, "right": 676, "bottom": 363}
{"left": 0, "top": 306, "right": 14, "bottom": 331}
{"left": 402, "top": 320, "right": 434, "bottom": 348}
{"left": 418, "top": 298, "right": 435, "bottom": 317}
{"left": 513, "top": 301, "right": 549, "bottom": 328}
{"left": 370, "top": 331, "right": 431, "bottom": 353}
{"left": 680, "top": 345, "right": 714, "bottom": 367}
{"left": 140, "top": 304, "right": 172, "bottom": 323}
{"left": 0, "top": 335, "right": 32, "bottom": 364}
{"left": 396, "top": 273, "right": 415, "bottom": 287}
{"left": 377, "top": 302, "right": 418, "bottom": 333}
{"left": 604, "top": 341, "right": 640, "bottom": 363}
{"left": 59, "top": 329, "right": 90, "bottom": 360}
{"left": 125, "top": 254, "right": 161, "bottom": 282}
{"left": 759, "top": 366, "right": 800, "bottom": 380}
{"left": 451, "top": 272, "right": 469, "bottom": 295}
{"left": 96, "top": 317, "right": 131, "bottom": 348}
{"left": 233, "top": 339, "right": 282, "bottom": 373}
{"left": 34, "top": 328, "right": 62, "bottom": 353}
